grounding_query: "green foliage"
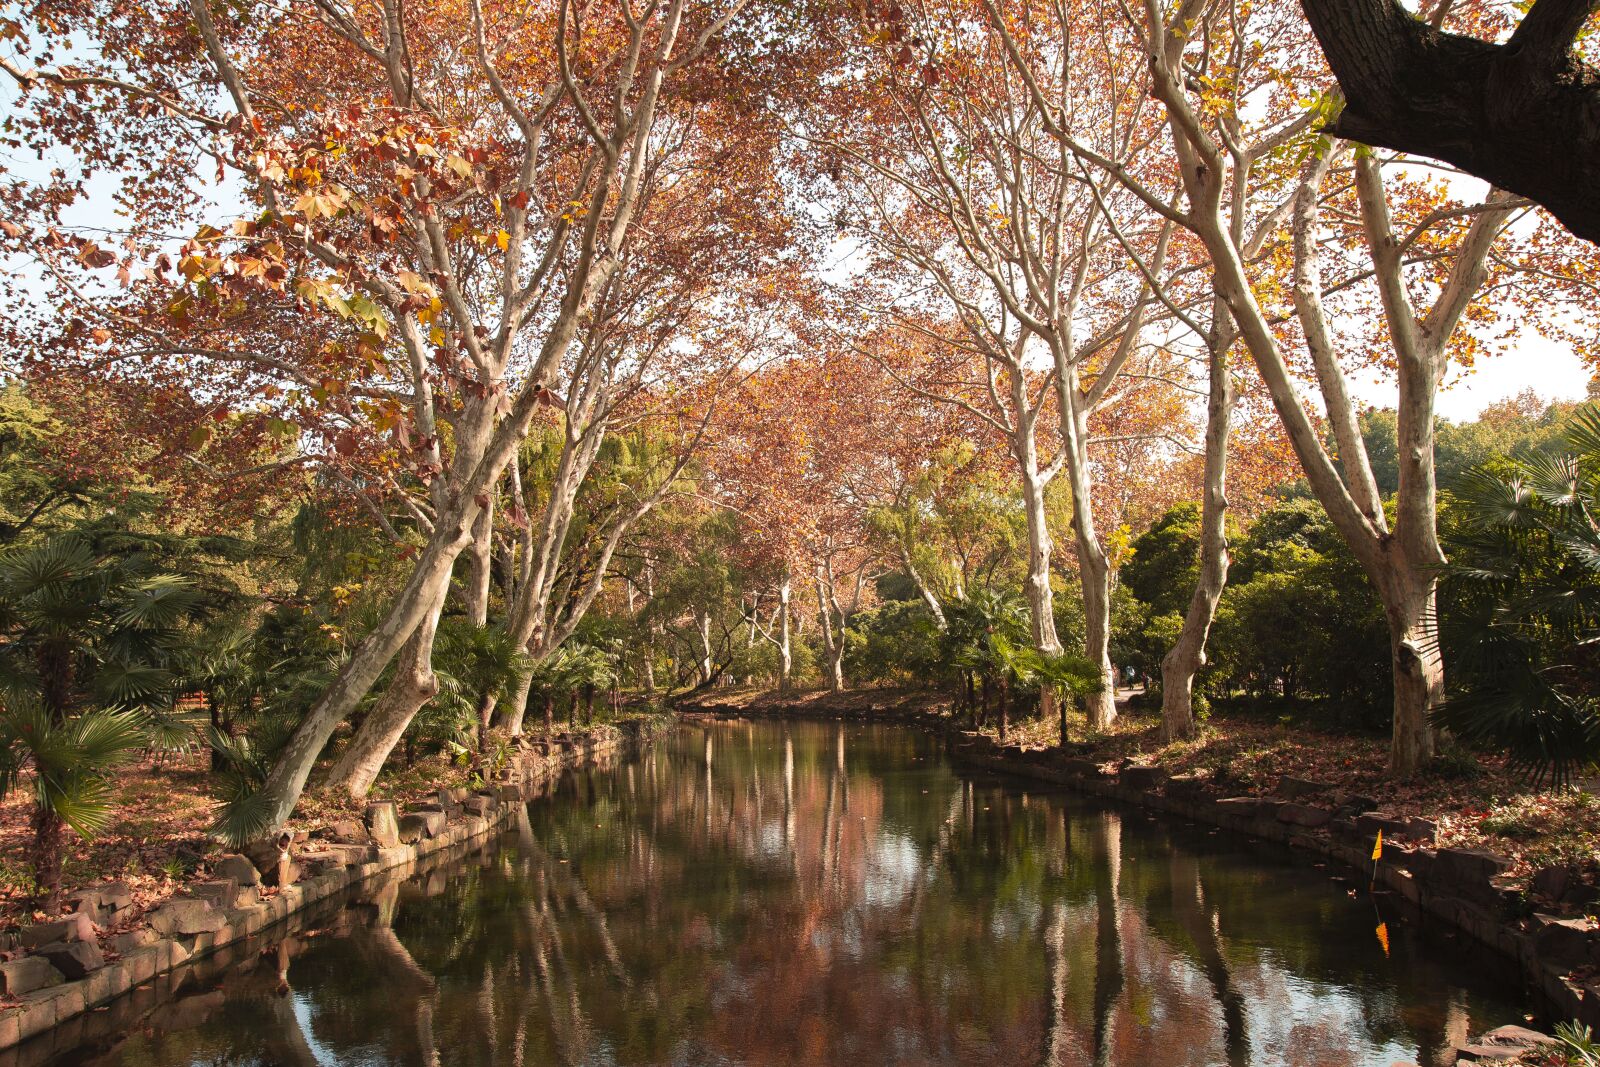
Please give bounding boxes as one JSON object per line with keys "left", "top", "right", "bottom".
{"left": 940, "top": 588, "right": 1032, "bottom": 682}
{"left": 1118, "top": 498, "right": 1389, "bottom": 724}
{"left": 1122, "top": 502, "right": 1203, "bottom": 617}
{"left": 1107, "top": 582, "right": 1151, "bottom": 682}
{"left": 205, "top": 727, "right": 279, "bottom": 847}
{"left": 929, "top": 588, "right": 1106, "bottom": 729}
{"left": 1551, "top": 1022, "right": 1600, "bottom": 1067}
{"left": 1124, "top": 609, "right": 1182, "bottom": 690}
{"left": 1435, "top": 405, "right": 1600, "bottom": 784}
{"left": 428, "top": 619, "right": 534, "bottom": 737}
{"left": 1361, "top": 394, "right": 1584, "bottom": 497}
{"left": 1209, "top": 508, "right": 1389, "bottom": 723}
{"left": 0, "top": 389, "right": 95, "bottom": 546}
{"left": 1016, "top": 646, "right": 1105, "bottom": 704}
{"left": 0, "top": 534, "right": 211, "bottom": 716}
{"left": 526, "top": 642, "right": 617, "bottom": 718}
{"left": 842, "top": 600, "right": 942, "bottom": 684}
{"left": 863, "top": 442, "right": 1024, "bottom": 611}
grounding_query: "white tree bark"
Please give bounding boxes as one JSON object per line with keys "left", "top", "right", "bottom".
{"left": 1161, "top": 309, "right": 1237, "bottom": 741}
{"left": 1122, "top": 0, "right": 1516, "bottom": 772}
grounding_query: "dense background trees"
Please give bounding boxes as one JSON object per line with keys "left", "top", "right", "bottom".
{"left": 0, "top": 0, "right": 1594, "bottom": 886}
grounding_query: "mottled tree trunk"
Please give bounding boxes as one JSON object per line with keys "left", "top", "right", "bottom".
{"left": 502, "top": 672, "right": 535, "bottom": 738}
{"left": 324, "top": 609, "right": 445, "bottom": 799}
{"left": 1161, "top": 320, "right": 1236, "bottom": 742}
{"left": 1381, "top": 564, "right": 1443, "bottom": 774}
{"left": 461, "top": 498, "right": 494, "bottom": 627}
{"left": 1077, "top": 540, "right": 1117, "bottom": 732}
{"left": 777, "top": 571, "right": 793, "bottom": 693}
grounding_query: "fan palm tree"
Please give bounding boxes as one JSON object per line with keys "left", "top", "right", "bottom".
{"left": 1437, "top": 405, "right": 1600, "bottom": 783}
{"left": 0, "top": 697, "right": 146, "bottom": 911}
{"left": 939, "top": 589, "right": 1030, "bottom": 729}
{"left": 526, "top": 647, "right": 581, "bottom": 736}
{"left": 174, "top": 620, "right": 257, "bottom": 770}
{"left": 565, "top": 643, "right": 619, "bottom": 726}
{"left": 0, "top": 536, "right": 206, "bottom": 713}
{"left": 524, "top": 642, "right": 619, "bottom": 734}
{"left": 1030, "top": 649, "right": 1107, "bottom": 746}
{"left": 430, "top": 619, "right": 534, "bottom": 768}
{"left": 0, "top": 534, "right": 208, "bottom": 908}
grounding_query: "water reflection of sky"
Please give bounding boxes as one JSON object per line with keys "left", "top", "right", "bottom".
{"left": 863, "top": 829, "right": 922, "bottom": 907}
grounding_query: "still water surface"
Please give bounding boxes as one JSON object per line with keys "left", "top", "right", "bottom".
{"left": 53, "top": 722, "right": 1525, "bottom": 1067}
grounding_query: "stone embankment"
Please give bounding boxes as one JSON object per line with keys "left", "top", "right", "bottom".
{"left": 0, "top": 721, "right": 658, "bottom": 1057}
{"left": 947, "top": 732, "right": 1600, "bottom": 1037}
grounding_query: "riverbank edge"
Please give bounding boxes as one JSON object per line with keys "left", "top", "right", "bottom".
{"left": 0, "top": 720, "right": 667, "bottom": 1054}
{"left": 682, "top": 697, "right": 1600, "bottom": 1032}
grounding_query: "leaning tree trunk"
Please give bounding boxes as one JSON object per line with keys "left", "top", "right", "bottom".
{"left": 324, "top": 608, "right": 445, "bottom": 799}
{"left": 253, "top": 515, "right": 474, "bottom": 830}
{"left": 902, "top": 548, "right": 948, "bottom": 631}
{"left": 1161, "top": 325, "right": 1236, "bottom": 741}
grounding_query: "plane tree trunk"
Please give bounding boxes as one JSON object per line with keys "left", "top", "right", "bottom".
{"left": 1161, "top": 309, "right": 1237, "bottom": 742}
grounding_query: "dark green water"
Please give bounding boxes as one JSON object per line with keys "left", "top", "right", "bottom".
{"left": 48, "top": 722, "right": 1526, "bottom": 1067}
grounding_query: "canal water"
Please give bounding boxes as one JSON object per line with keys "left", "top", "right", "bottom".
{"left": 48, "top": 721, "right": 1526, "bottom": 1067}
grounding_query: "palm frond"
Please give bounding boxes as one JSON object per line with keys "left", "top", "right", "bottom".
{"left": 139, "top": 709, "right": 199, "bottom": 754}
{"left": 211, "top": 789, "right": 277, "bottom": 849}
{"left": 115, "top": 574, "right": 202, "bottom": 630}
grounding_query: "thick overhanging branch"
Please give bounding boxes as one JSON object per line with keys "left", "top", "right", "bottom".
{"left": 1300, "top": 0, "right": 1600, "bottom": 243}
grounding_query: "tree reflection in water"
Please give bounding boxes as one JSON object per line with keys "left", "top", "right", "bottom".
{"left": 56, "top": 722, "right": 1526, "bottom": 1067}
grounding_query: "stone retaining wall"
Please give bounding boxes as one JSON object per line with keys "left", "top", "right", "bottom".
{"left": 0, "top": 722, "right": 659, "bottom": 1058}
{"left": 951, "top": 733, "right": 1600, "bottom": 1032}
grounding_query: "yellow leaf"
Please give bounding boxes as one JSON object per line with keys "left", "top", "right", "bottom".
{"left": 496, "top": 229, "right": 510, "bottom": 251}
{"left": 429, "top": 325, "right": 446, "bottom": 346}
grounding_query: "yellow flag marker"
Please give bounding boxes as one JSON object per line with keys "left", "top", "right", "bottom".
{"left": 1370, "top": 828, "right": 1384, "bottom": 891}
